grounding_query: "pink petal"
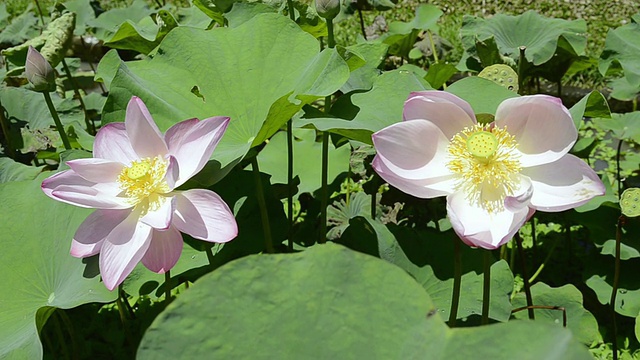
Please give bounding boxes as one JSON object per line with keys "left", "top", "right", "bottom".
{"left": 446, "top": 191, "right": 533, "bottom": 249}
{"left": 71, "top": 209, "right": 131, "bottom": 257}
{"left": 521, "top": 154, "right": 605, "bottom": 212}
{"left": 93, "top": 123, "right": 138, "bottom": 165}
{"left": 66, "top": 158, "right": 124, "bottom": 183}
{"left": 139, "top": 195, "right": 175, "bottom": 230}
{"left": 125, "top": 97, "right": 168, "bottom": 158}
{"left": 165, "top": 155, "right": 180, "bottom": 191}
{"left": 100, "top": 212, "right": 152, "bottom": 290}
{"left": 141, "top": 226, "right": 183, "bottom": 273}
{"left": 42, "top": 170, "right": 130, "bottom": 209}
{"left": 165, "top": 116, "right": 230, "bottom": 187}
{"left": 495, "top": 95, "right": 576, "bottom": 167}
{"left": 372, "top": 155, "right": 456, "bottom": 198}
{"left": 403, "top": 91, "right": 476, "bottom": 139}
{"left": 173, "top": 189, "right": 238, "bottom": 242}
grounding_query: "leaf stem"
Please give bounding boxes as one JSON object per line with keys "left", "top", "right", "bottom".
{"left": 517, "top": 46, "right": 526, "bottom": 95}
{"left": 165, "top": 270, "right": 171, "bottom": 304}
{"left": 251, "top": 156, "right": 275, "bottom": 253}
{"left": 616, "top": 139, "right": 623, "bottom": 199}
{"left": 286, "top": 0, "right": 296, "bottom": 21}
{"left": 286, "top": 0, "right": 295, "bottom": 252}
{"left": 610, "top": 216, "right": 624, "bottom": 360}
{"left": 358, "top": 8, "right": 367, "bottom": 40}
{"left": 42, "top": 92, "right": 72, "bottom": 150}
{"left": 515, "top": 232, "right": 535, "bottom": 320}
{"left": 448, "top": 236, "right": 462, "bottom": 327}
{"left": 61, "top": 59, "right": 95, "bottom": 135}
{"left": 427, "top": 30, "right": 446, "bottom": 89}
{"left": 0, "top": 102, "right": 15, "bottom": 158}
{"left": 481, "top": 249, "right": 492, "bottom": 325}
{"left": 320, "top": 130, "right": 329, "bottom": 244}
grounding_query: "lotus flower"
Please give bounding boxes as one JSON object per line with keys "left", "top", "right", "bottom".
{"left": 42, "top": 97, "right": 238, "bottom": 290}
{"left": 25, "top": 46, "right": 55, "bottom": 93}
{"left": 372, "top": 91, "right": 605, "bottom": 249}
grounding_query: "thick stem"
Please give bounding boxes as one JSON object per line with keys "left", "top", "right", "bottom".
{"left": 164, "top": 270, "right": 171, "bottom": 304}
{"left": 0, "top": 102, "right": 15, "bottom": 158}
{"left": 286, "top": 0, "right": 296, "bottom": 21}
{"left": 61, "top": 59, "right": 95, "bottom": 135}
{"left": 616, "top": 139, "right": 623, "bottom": 199}
{"left": 610, "top": 216, "right": 624, "bottom": 360}
{"left": 251, "top": 157, "right": 275, "bottom": 253}
{"left": 320, "top": 131, "right": 329, "bottom": 244}
{"left": 515, "top": 233, "right": 535, "bottom": 320}
{"left": 517, "top": 46, "right": 526, "bottom": 96}
{"left": 427, "top": 30, "right": 446, "bottom": 89}
{"left": 326, "top": 20, "right": 335, "bottom": 49}
{"left": 287, "top": 120, "right": 294, "bottom": 251}
{"left": 43, "top": 92, "right": 72, "bottom": 150}
{"left": 358, "top": 8, "right": 367, "bottom": 40}
{"left": 448, "top": 237, "right": 462, "bottom": 327}
{"left": 481, "top": 250, "right": 492, "bottom": 325}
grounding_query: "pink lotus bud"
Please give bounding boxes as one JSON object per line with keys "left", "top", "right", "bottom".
{"left": 25, "top": 46, "right": 55, "bottom": 92}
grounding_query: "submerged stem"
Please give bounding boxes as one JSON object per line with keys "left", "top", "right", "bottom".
{"left": 448, "top": 237, "right": 462, "bottom": 327}
{"left": 251, "top": 156, "right": 275, "bottom": 253}
{"left": 610, "top": 216, "right": 624, "bottom": 360}
{"left": 481, "top": 250, "right": 492, "bottom": 325}
{"left": 515, "top": 233, "right": 535, "bottom": 320}
{"left": 43, "top": 92, "right": 72, "bottom": 150}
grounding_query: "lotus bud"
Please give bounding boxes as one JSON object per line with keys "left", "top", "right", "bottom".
{"left": 25, "top": 46, "right": 55, "bottom": 92}
{"left": 316, "top": 0, "right": 340, "bottom": 20}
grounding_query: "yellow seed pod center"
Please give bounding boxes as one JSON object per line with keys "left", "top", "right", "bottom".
{"left": 127, "top": 162, "right": 151, "bottom": 179}
{"left": 466, "top": 131, "right": 498, "bottom": 158}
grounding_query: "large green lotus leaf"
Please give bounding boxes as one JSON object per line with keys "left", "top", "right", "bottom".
{"left": 0, "top": 175, "right": 116, "bottom": 359}
{"left": 446, "top": 76, "right": 519, "bottom": 115}
{"left": 257, "top": 128, "right": 350, "bottom": 195}
{"left": 340, "top": 42, "right": 388, "bottom": 93}
{"left": 101, "top": 13, "right": 349, "bottom": 169}
{"left": 0, "top": 3, "right": 8, "bottom": 28}
{"left": 88, "top": 0, "right": 155, "bottom": 41}
{"left": 63, "top": 0, "right": 96, "bottom": 35}
{"left": 349, "top": 217, "right": 514, "bottom": 322}
{"left": 460, "top": 10, "right": 586, "bottom": 66}
{"left": 104, "top": 10, "right": 179, "bottom": 55}
{"left": 299, "top": 69, "right": 431, "bottom": 144}
{"left": 0, "top": 11, "right": 39, "bottom": 45}
{"left": 569, "top": 91, "right": 610, "bottom": 129}
{"left": 0, "top": 86, "right": 84, "bottom": 130}
{"left": 137, "top": 243, "right": 591, "bottom": 359}
{"left": 599, "top": 16, "right": 640, "bottom": 88}
{"left": 0, "top": 158, "right": 42, "bottom": 183}
{"left": 595, "top": 112, "right": 640, "bottom": 143}
{"left": 512, "top": 283, "right": 601, "bottom": 345}
{"left": 584, "top": 255, "right": 640, "bottom": 318}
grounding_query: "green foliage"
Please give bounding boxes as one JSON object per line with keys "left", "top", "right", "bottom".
{"left": 599, "top": 13, "right": 640, "bottom": 96}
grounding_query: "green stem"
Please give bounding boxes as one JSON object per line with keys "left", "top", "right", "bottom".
{"left": 251, "top": 156, "right": 274, "bottom": 253}
{"left": 206, "top": 245, "right": 215, "bottom": 266}
{"left": 528, "top": 238, "right": 559, "bottom": 284}
{"left": 43, "top": 92, "right": 72, "bottom": 150}
{"left": 515, "top": 233, "right": 535, "bottom": 320}
{"left": 358, "top": 8, "right": 367, "bottom": 40}
{"left": 616, "top": 139, "right": 623, "bottom": 199}
{"left": 448, "top": 237, "right": 462, "bottom": 327}
{"left": 326, "top": 19, "right": 335, "bottom": 49}
{"left": 517, "top": 46, "right": 526, "bottom": 96}
{"left": 116, "top": 284, "right": 129, "bottom": 325}
{"left": 286, "top": 0, "right": 296, "bottom": 21}
{"left": 165, "top": 270, "right": 171, "bottom": 304}
{"left": 481, "top": 250, "right": 492, "bottom": 325}
{"left": 33, "top": 0, "right": 46, "bottom": 30}
{"left": 370, "top": 175, "right": 377, "bottom": 220}
{"left": 61, "top": 59, "right": 95, "bottom": 135}
{"left": 287, "top": 120, "right": 294, "bottom": 251}
{"left": 0, "top": 102, "right": 15, "bottom": 158}
{"left": 610, "top": 216, "right": 624, "bottom": 360}
{"left": 320, "top": 130, "right": 329, "bottom": 244}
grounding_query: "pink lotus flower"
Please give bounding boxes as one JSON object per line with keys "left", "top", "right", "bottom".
{"left": 42, "top": 97, "right": 238, "bottom": 290}
{"left": 372, "top": 91, "right": 605, "bottom": 249}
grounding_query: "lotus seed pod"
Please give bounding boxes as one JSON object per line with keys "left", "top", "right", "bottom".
{"left": 25, "top": 46, "right": 55, "bottom": 92}
{"left": 316, "top": 0, "right": 340, "bottom": 20}
{"left": 478, "top": 64, "right": 519, "bottom": 93}
{"left": 621, "top": 188, "right": 640, "bottom": 217}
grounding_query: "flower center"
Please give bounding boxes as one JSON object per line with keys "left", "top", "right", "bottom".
{"left": 117, "top": 156, "right": 170, "bottom": 213}
{"left": 447, "top": 124, "right": 521, "bottom": 213}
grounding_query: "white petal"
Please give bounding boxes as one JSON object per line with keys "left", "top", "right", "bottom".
{"left": 139, "top": 195, "right": 175, "bottom": 230}
{"left": 522, "top": 154, "right": 605, "bottom": 211}
{"left": 66, "top": 158, "right": 124, "bottom": 183}
{"left": 372, "top": 155, "right": 456, "bottom": 198}
{"left": 125, "top": 97, "right": 168, "bottom": 158}
{"left": 173, "top": 189, "right": 237, "bottom": 242}
{"left": 447, "top": 191, "right": 533, "bottom": 249}
{"left": 495, "top": 95, "right": 576, "bottom": 167}
{"left": 100, "top": 212, "right": 152, "bottom": 290}
{"left": 42, "top": 170, "right": 130, "bottom": 209}
{"left": 71, "top": 209, "right": 131, "bottom": 257}
{"left": 165, "top": 116, "right": 230, "bottom": 187}
{"left": 403, "top": 91, "right": 476, "bottom": 139}
{"left": 93, "top": 123, "right": 138, "bottom": 165}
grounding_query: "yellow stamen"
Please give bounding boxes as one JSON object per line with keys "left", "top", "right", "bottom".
{"left": 118, "top": 156, "right": 170, "bottom": 214}
{"left": 447, "top": 124, "right": 521, "bottom": 213}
